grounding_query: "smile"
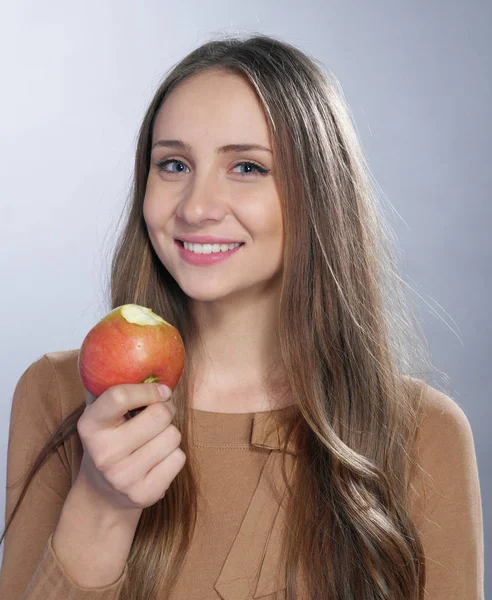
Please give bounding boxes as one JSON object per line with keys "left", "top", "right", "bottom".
{"left": 175, "top": 240, "right": 244, "bottom": 266}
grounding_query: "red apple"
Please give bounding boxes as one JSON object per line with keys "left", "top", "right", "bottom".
{"left": 78, "top": 304, "right": 185, "bottom": 406}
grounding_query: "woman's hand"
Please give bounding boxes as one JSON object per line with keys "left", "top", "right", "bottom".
{"left": 76, "top": 383, "right": 186, "bottom": 510}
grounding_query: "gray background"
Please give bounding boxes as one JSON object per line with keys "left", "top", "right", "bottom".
{"left": 1, "top": 0, "right": 490, "bottom": 590}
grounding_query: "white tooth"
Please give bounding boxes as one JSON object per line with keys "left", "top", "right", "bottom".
{"left": 183, "top": 241, "right": 242, "bottom": 253}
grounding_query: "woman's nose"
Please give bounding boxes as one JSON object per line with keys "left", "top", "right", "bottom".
{"left": 175, "top": 172, "right": 229, "bottom": 226}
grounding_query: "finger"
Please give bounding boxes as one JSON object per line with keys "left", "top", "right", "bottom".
{"left": 110, "top": 400, "right": 177, "bottom": 460}
{"left": 116, "top": 424, "right": 181, "bottom": 484}
{"left": 140, "top": 447, "right": 186, "bottom": 501}
{"left": 90, "top": 383, "right": 171, "bottom": 428}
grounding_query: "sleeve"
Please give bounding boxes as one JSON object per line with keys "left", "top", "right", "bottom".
{"left": 408, "top": 384, "right": 484, "bottom": 599}
{"left": 0, "top": 354, "right": 128, "bottom": 599}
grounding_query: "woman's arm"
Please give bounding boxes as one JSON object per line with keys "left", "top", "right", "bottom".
{"left": 0, "top": 355, "right": 131, "bottom": 599}
{"left": 408, "top": 383, "right": 484, "bottom": 599}
{"left": 51, "top": 466, "right": 142, "bottom": 589}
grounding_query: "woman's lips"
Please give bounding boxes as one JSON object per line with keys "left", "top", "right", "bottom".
{"left": 175, "top": 240, "right": 244, "bottom": 266}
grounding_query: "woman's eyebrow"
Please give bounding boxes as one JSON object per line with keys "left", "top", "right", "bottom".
{"left": 151, "top": 139, "right": 272, "bottom": 154}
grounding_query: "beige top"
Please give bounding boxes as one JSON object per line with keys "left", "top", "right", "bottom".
{"left": 0, "top": 350, "right": 484, "bottom": 599}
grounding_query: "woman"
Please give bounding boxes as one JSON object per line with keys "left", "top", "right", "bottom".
{"left": 0, "top": 34, "right": 483, "bottom": 599}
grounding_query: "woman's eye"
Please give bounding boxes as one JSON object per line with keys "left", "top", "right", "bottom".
{"left": 154, "top": 159, "right": 269, "bottom": 177}
{"left": 231, "top": 161, "right": 270, "bottom": 176}
{"left": 155, "top": 159, "right": 189, "bottom": 174}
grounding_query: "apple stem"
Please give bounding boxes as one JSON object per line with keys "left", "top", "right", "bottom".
{"left": 143, "top": 376, "right": 160, "bottom": 384}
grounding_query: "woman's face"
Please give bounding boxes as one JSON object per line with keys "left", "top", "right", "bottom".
{"left": 143, "top": 69, "right": 284, "bottom": 304}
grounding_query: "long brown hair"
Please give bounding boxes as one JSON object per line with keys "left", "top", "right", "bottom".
{"left": 2, "top": 33, "right": 446, "bottom": 599}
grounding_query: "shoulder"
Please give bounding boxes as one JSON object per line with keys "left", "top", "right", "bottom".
{"left": 16, "top": 348, "right": 80, "bottom": 378}
{"left": 404, "top": 376, "right": 475, "bottom": 459}
{"left": 13, "top": 349, "right": 83, "bottom": 418}
{"left": 43, "top": 348, "right": 81, "bottom": 387}
{"left": 404, "top": 377, "right": 481, "bottom": 521}
{"left": 402, "top": 383, "right": 484, "bottom": 595}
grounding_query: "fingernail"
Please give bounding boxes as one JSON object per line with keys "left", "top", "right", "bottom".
{"left": 157, "top": 384, "right": 172, "bottom": 400}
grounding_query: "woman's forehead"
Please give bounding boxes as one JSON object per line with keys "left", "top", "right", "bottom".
{"left": 152, "top": 71, "right": 272, "bottom": 148}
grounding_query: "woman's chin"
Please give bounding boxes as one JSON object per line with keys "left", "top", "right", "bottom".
{"left": 177, "top": 280, "right": 246, "bottom": 304}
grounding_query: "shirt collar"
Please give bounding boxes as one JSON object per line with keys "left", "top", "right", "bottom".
{"left": 250, "top": 404, "right": 300, "bottom": 455}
